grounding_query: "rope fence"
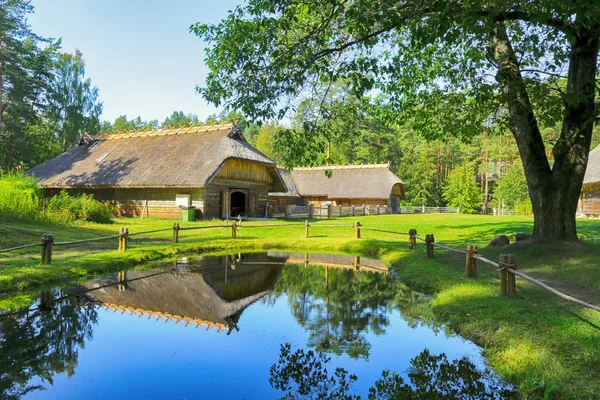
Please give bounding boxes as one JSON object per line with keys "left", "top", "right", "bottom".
{"left": 1, "top": 218, "right": 599, "bottom": 314}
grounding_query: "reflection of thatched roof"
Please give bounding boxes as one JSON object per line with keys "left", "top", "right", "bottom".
{"left": 27, "top": 123, "right": 284, "bottom": 190}
{"left": 267, "top": 252, "right": 389, "bottom": 274}
{"left": 84, "top": 259, "right": 283, "bottom": 330}
{"left": 269, "top": 164, "right": 404, "bottom": 199}
{"left": 584, "top": 145, "right": 600, "bottom": 185}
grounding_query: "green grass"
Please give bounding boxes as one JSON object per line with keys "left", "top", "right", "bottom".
{"left": 1, "top": 214, "right": 600, "bottom": 398}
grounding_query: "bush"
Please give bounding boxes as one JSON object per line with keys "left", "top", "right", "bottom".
{"left": 45, "top": 191, "right": 113, "bottom": 224}
{"left": 0, "top": 172, "right": 41, "bottom": 221}
{"left": 516, "top": 199, "right": 533, "bottom": 216}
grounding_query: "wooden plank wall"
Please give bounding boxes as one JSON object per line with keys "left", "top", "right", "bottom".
{"left": 114, "top": 188, "right": 204, "bottom": 219}
{"left": 582, "top": 183, "right": 600, "bottom": 215}
{"left": 215, "top": 159, "right": 274, "bottom": 184}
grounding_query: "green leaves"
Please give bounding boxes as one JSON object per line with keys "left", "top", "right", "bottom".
{"left": 442, "top": 162, "right": 482, "bottom": 214}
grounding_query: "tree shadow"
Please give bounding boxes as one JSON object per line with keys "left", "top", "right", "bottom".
{"left": 63, "top": 157, "right": 138, "bottom": 186}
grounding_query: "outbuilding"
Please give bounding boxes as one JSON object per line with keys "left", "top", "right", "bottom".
{"left": 580, "top": 144, "right": 600, "bottom": 218}
{"left": 27, "top": 123, "right": 286, "bottom": 219}
{"left": 268, "top": 164, "right": 405, "bottom": 212}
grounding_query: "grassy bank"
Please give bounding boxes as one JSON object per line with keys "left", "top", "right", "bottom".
{"left": 1, "top": 215, "right": 600, "bottom": 397}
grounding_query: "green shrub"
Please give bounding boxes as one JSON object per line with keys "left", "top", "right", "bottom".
{"left": 516, "top": 199, "right": 533, "bottom": 216}
{"left": 0, "top": 172, "right": 41, "bottom": 221}
{"left": 45, "top": 191, "right": 113, "bottom": 224}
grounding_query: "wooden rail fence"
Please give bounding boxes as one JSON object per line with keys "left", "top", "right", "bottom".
{"left": 1, "top": 220, "right": 599, "bottom": 313}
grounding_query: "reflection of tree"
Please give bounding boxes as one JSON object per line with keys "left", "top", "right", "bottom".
{"left": 273, "top": 265, "right": 427, "bottom": 359}
{"left": 270, "top": 344, "right": 519, "bottom": 399}
{"left": 0, "top": 291, "right": 98, "bottom": 399}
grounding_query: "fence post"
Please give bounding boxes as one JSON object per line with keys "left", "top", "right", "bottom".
{"left": 355, "top": 221, "right": 361, "bottom": 239}
{"left": 376, "top": 205, "right": 380, "bottom": 215}
{"left": 422, "top": 204, "right": 425, "bottom": 213}
{"left": 499, "top": 254, "right": 508, "bottom": 296}
{"left": 338, "top": 205, "right": 343, "bottom": 217}
{"left": 122, "top": 228, "right": 129, "bottom": 251}
{"left": 425, "top": 234, "right": 435, "bottom": 258}
{"left": 173, "top": 222, "right": 180, "bottom": 243}
{"left": 364, "top": 205, "right": 368, "bottom": 216}
{"left": 285, "top": 205, "right": 292, "bottom": 219}
{"left": 507, "top": 254, "right": 517, "bottom": 297}
{"left": 41, "top": 233, "right": 54, "bottom": 265}
{"left": 327, "top": 204, "right": 332, "bottom": 219}
{"left": 118, "top": 227, "right": 124, "bottom": 251}
{"left": 232, "top": 221, "right": 237, "bottom": 239}
{"left": 267, "top": 205, "right": 273, "bottom": 219}
{"left": 466, "top": 245, "right": 478, "bottom": 278}
{"left": 351, "top": 205, "right": 355, "bottom": 216}
{"left": 305, "top": 220, "right": 310, "bottom": 238}
{"left": 408, "top": 229, "right": 417, "bottom": 249}
{"left": 308, "top": 204, "right": 314, "bottom": 219}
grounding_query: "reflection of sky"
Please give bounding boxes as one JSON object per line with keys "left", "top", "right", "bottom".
{"left": 24, "top": 293, "right": 485, "bottom": 399}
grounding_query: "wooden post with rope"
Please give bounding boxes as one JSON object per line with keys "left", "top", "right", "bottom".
{"left": 120, "top": 228, "right": 129, "bottom": 252}
{"left": 506, "top": 254, "right": 517, "bottom": 297}
{"left": 355, "top": 221, "right": 361, "bottom": 239}
{"left": 305, "top": 220, "right": 310, "bottom": 238}
{"left": 425, "top": 234, "right": 435, "bottom": 258}
{"left": 499, "top": 254, "right": 508, "bottom": 296}
{"left": 232, "top": 221, "right": 237, "bottom": 239}
{"left": 172, "top": 223, "right": 180, "bottom": 243}
{"left": 41, "top": 233, "right": 54, "bottom": 265}
{"left": 408, "top": 229, "right": 417, "bottom": 249}
{"left": 466, "top": 245, "right": 478, "bottom": 278}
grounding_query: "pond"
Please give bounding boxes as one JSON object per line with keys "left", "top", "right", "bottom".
{"left": 0, "top": 252, "right": 517, "bottom": 399}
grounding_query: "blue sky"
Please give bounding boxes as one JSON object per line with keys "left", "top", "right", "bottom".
{"left": 29, "top": 0, "right": 242, "bottom": 123}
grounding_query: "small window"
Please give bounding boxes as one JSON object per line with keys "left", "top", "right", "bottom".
{"left": 176, "top": 194, "right": 191, "bottom": 207}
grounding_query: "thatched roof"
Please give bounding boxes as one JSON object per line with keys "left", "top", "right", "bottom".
{"left": 27, "top": 123, "right": 285, "bottom": 190}
{"left": 270, "top": 164, "right": 404, "bottom": 199}
{"left": 269, "top": 169, "right": 301, "bottom": 197}
{"left": 584, "top": 145, "right": 600, "bottom": 185}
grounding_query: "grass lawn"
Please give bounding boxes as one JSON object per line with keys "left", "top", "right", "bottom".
{"left": 1, "top": 214, "right": 600, "bottom": 398}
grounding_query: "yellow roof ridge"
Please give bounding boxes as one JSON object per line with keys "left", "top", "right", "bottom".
{"left": 98, "top": 121, "right": 236, "bottom": 140}
{"left": 97, "top": 302, "right": 229, "bottom": 331}
{"left": 293, "top": 163, "right": 391, "bottom": 171}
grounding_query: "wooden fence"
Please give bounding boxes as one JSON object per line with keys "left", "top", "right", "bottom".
{"left": 2, "top": 220, "right": 599, "bottom": 314}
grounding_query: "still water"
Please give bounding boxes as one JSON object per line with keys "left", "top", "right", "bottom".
{"left": 0, "top": 252, "right": 517, "bottom": 399}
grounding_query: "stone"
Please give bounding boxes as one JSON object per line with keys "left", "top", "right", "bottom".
{"left": 515, "top": 233, "right": 532, "bottom": 242}
{"left": 489, "top": 235, "right": 510, "bottom": 247}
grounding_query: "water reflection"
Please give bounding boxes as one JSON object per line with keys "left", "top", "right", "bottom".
{"left": 0, "top": 291, "right": 97, "bottom": 400}
{"left": 83, "top": 253, "right": 285, "bottom": 335}
{"left": 0, "top": 252, "right": 515, "bottom": 399}
{"left": 271, "top": 253, "right": 425, "bottom": 359}
{"left": 270, "top": 344, "right": 519, "bottom": 399}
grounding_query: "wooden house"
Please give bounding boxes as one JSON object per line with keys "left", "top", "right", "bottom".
{"left": 27, "top": 123, "right": 286, "bottom": 219}
{"left": 268, "top": 164, "right": 405, "bottom": 212}
{"left": 580, "top": 144, "right": 600, "bottom": 218}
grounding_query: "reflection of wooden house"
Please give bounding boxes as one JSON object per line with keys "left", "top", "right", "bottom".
{"left": 580, "top": 145, "right": 600, "bottom": 218}
{"left": 27, "top": 123, "right": 286, "bottom": 219}
{"left": 268, "top": 164, "right": 405, "bottom": 212}
{"left": 84, "top": 254, "right": 285, "bottom": 333}
{"left": 267, "top": 252, "right": 389, "bottom": 274}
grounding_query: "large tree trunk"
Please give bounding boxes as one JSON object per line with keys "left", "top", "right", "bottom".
{"left": 490, "top": 22, "right": 599, "bottom": 241}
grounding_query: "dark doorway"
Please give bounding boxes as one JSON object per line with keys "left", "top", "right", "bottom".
{"left": 230, "top": 191, "right": 246, "bottom": 217}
